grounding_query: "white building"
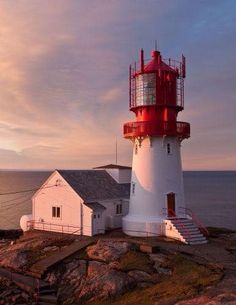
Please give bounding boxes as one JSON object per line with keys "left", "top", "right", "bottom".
{"left": 21, "top": 165, "right": 131, "bottom": 236}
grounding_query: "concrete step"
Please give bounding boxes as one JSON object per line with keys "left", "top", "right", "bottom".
{"left": 188, "top": 240, "right": 208, "bottom": 245}
{"left": 182, "top": 234, "right": 205, "bottom": 240}
{"left": 173, "top": 223, "right": 198, "bottom": 228}
{"left": 174, "top": 227, "right": 199, "bottom": 232}
{"left": 171, "top": 218, "right": 194, "bottom": 222}
{"left": 169, "top": 218, "right": 208, "bottom": 245}
{"left": 184, "top": 237, "right": 207, "bottom": 243}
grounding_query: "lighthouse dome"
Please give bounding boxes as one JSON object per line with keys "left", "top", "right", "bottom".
{"left": 144, "top": 50, "right": 176, "bottom": 73}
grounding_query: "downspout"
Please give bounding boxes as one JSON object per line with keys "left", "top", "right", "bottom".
{"left": 80, "top": 202, "right": 83, "bottom": 235}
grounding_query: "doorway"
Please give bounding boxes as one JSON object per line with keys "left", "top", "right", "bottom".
{"left": 167, "top": 192, "right": 176, "bottom": 217}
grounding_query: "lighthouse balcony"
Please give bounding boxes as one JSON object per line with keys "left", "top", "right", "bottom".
{"left": 123, "top": 120, "right": 190, "bottom": 139}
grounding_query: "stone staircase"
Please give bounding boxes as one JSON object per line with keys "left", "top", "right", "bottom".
{"left": 165, "top": 218, "right": 208, "bottom": 245}
{"left": 36, "top": 286, "right": 57, "bottom": 305}
{"left": 0, "top": 267, "right": 57, "bottom": 304}
{"left": 29, "top": 239, "right": 93, "bottom": 279}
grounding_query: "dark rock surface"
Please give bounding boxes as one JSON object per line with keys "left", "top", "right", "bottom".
{"left": 175, "top": 293, "right": 236, "bottom": 305}
{"left": 86, "top": 239, "right": 132, "bottom": 262}
{"left": 0, "top": 229, "right": 235, "bottom": 305}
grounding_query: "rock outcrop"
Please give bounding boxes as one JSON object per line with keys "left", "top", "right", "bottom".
{"left": 86, "top": 239, "right": 132, "bottom": 262}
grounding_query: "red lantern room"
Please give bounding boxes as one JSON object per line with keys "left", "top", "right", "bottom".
{"left": 123, "top": 49, "right": 190, "bottom": 139}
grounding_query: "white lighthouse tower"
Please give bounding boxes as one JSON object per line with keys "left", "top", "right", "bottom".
{"left": 122, "top": 48, "right": 207, "bottom": 244}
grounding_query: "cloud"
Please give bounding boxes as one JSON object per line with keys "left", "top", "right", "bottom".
{"left": 0, "top": 0, "right": 235, "bottom": 169}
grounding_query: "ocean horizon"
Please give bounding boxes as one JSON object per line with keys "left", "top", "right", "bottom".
{"left": 0, "top": 170, "right": 235, "bottom": 231}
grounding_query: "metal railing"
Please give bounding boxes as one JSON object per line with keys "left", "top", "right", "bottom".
{"left": 27, "top": 220, "right": 82, "bottom": 235}
{"left": 179, "top": 207, "right": 209, "bottom": 237}
{"left": 27, "top": 220, "right": 105, "bottom": 236}
{"left": 123, "top": 120, "right": 190, "bottom": 138}
{"left": 129, "top": 56, "right": 185, "bottom": 109}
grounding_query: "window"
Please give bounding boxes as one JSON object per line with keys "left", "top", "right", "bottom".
{"left": 135, "top": 144, "right": 138, "bottom": 155}
{"left": 135, "top": 73, "right": 156, "bottom": 106}
{"left": 167, "top": 143, "right": 171, "bottom": 155}
{"left": 132, "top": 182, "right": 135, "bottom": 195}
{"left": 98, "top": 214, "right": 100, "bottom": 218}
{"left": 116, "top": 204, "right": 122, "bottom": 215}
{"left": 52, "top": 206, "right": 61, "bottom": 218}
{"left": 94, "top": 214, "right": 96, "bottom": 219}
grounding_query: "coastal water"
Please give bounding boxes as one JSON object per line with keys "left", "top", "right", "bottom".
{"left": 0, "top": 171, "right": 235, "bottom": 230}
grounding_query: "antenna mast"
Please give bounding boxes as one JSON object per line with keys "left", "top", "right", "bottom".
{"left": 115, "top": 138, "right": 118, "bottom": 165}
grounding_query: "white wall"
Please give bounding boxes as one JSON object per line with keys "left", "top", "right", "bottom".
{"left": 123, "top": 136, "right": 186, "bottom": 236}
{"left": 163, "top": 220, "right": 186, "bottom": 243}
{"left": 82, "top": 204, "right": 93, "bottom": 236}
{"left": 118, "top": 169, "right": 131, "bottom": 184}
{"left": 91, "top": 209, "right": 105, "bottom": 235}
{"left": 99, "top": 198, "right": 129, "bottom": 229}
{"left": 32, "top": 171, "right": 93, "bottom": 236}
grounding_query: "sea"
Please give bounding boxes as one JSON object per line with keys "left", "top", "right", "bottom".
{"left": 0, "top": 171, "right": 235, "bottom": 231}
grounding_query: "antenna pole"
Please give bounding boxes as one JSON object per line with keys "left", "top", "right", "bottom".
{"left": 115, "top": 138, "right": 118, "bottom": 165}
{"left": 155, "top": 40, "right": 157, "bottom": 51}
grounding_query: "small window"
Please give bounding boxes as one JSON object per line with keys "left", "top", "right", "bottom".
{"left": 167, "top": 143, "right": 171, "bottom": 155}
{"left": 98, "top": 214, "right": 100, "bottom": 218}
{"left": 135, "top": 144, "right": 138, "bottom": 155}
{"left": 132, "top": 182, "right": 135, "bottom": 195}
{"left": 94, "top": 214, "right": 96, "bottom": 219}
{"left": 116, "top": 204, "right": 122, "bottom": 215}
{"left": 52, "top": 206, "right": 61, "bottom": 218}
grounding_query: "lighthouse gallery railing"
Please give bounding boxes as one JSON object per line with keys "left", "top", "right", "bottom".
{"left": 123, "top": 120, "right": 190, "bottom": 138}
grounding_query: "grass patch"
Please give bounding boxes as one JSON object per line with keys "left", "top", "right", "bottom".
{"left": 117, "top": 250, "right": 154, "bottom": 273}
{"left": 88, "top": 253, "right": 223, "bottom": 305}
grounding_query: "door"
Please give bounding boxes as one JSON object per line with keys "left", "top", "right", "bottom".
{"left": 167, "top": 193, "right": 176, "bottom": 217}
{"left": 92, "top": 212, "right": 104, "bottom": 235}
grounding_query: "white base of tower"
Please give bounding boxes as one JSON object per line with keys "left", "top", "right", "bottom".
{"left": 123, "top": 136, "right": 185, "bottom": 237}
{"left": 122, "top": 215, "right": 164, "bottom": 237}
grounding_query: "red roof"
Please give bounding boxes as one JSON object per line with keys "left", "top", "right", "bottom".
{"left": 144, "top": 50, "right": 175, "bottom": 73}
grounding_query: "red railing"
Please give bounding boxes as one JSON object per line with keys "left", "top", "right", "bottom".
{"left": 124, "top": 120, "right": 190, "bottom": 138}
{"left": 179, "top": 207, "right": 209, "bottom": 237}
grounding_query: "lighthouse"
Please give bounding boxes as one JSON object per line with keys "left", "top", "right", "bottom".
{"left": 122, "top": 48, "right": 207, "bottom": 244}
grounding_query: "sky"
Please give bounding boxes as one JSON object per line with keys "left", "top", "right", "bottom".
{"left": 0, "top": 0, "right": 235, "bottom": 170}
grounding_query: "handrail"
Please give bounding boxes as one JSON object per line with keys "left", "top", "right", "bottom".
{"left": 163, "top": 207, "right": 192, "bottom": 241}
{"left": 27, "top": 220, "right": 105, "bottom": 236}
{"left": 27, "top": 220, "right": 82, "bottom": 235}
{"left": 179, "top": 207, "right": 209, "bottom": 237}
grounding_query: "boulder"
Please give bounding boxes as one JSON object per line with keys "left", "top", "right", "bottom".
{"left": 86, "top": 239, "right": 132, "bottom": 262}
{"left": 0, "top": 250, "right": 32, "bottom": 270}
{"left": 128, "top": 270, "right": 155, "bottom": 283}
{"left": 154, "top": 265, "right": 172, "bottom": 275}
{"left": 43, "top": 245, "right": 59, "bottom": 252}
{"left": 63, "top": 260, "right": 87, "bottom": 282}
{"left": 175, "top": 296, "right": 215, "bottom": 305}
{"left": 149, "top": 253, "right": 168, "bottom": 266}
{"left": 215, "top": 292, "right": 236, "bottom": 304}
{"left": 77, "top": 260, "right": 135, "bottom": 301}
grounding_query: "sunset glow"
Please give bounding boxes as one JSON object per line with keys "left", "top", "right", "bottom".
{"left": 0, "top": 0, "right": 235, "bottom": 170}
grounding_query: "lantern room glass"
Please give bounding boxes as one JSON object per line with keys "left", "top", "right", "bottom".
{"left": 135, "top": 73, "right": 156, "bottom": 106}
